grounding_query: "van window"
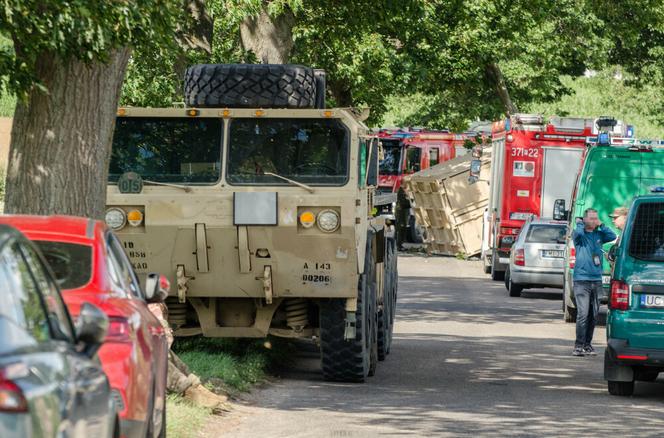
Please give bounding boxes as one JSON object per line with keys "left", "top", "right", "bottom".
{"left": 628, "top": 202, "right": 664, "bottom": 261}
{"left": 526, "top": 224, "right": 566, "bottom": 243}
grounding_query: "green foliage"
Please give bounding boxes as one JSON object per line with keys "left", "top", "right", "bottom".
{"left": 0, "top": 93, "right": 15, "bottom": 117}
{"left": 0, "top": 0, "right": 180, "bottom": 97}
{"left": 526, "top": 69, "right": 664, "bottom": 139}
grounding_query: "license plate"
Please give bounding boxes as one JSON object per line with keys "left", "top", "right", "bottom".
{"left": 641, "top": 294, "right": 664, "bottom": 308}
{"left": 541, "top": 250, "right": 563, "bottom": 258}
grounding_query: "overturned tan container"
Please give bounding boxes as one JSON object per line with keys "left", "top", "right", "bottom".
{"left": 402, "top": 149, "right": 491, "bottom": 256}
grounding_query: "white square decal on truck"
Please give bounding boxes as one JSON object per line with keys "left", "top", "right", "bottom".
{"left": 513, "top": 161, "right": 535, "bottom": 177}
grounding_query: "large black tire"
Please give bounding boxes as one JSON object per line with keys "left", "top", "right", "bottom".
{"left": 490, "top": 252, "right": 505, "bottom": 281}
{"left": 184, "top": 64, "right": 317, "bottom": 109}
{"left": 320, "top": 233, "right": 377, "bottom": 382}
{"left": 608, "top": 380, "right": 635, "bottom": 396}
{"left": 378, "top": 236, "right": 397, "bottom": 361}
{"left": 506, "top": 268, "right": 523, "bottom": 297}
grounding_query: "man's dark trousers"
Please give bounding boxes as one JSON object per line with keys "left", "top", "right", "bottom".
{"left": 574, "top": 280, "right": 601, "bottom": 348}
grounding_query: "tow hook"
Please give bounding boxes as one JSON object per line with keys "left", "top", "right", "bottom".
{"left": 344, "top": 312, "right": 357, "bottom": 340}
{"left": 256, "top": 265, "right": 273, "bottom": 304}
{"left": 176, "top": 265, "right": 189, "bottom": 303}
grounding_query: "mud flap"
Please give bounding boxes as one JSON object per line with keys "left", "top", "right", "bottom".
{"left": 604, "top": 350, "right": 634, "bottom": 382}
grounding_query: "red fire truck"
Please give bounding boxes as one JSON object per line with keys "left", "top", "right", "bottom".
{"left": 376, "top": 129, "right": 467, "bottom": 245}
{"left": 481, "top": 114, "right": 598, "bottom": 280}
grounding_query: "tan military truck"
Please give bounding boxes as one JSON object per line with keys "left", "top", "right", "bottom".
{"left": 105, "top": 64, "right": 397, "bottom": 382}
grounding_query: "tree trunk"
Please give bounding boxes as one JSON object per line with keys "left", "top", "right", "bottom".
{"left": 485, "top": 62, "right": 518, "bottom": 116}
{"left": 4, "top": 48, "right": 131, "bottom": 219}
{"left": 174, "top": 0, "right": 214, "bottom": 83}
{"left": 329, "top": 80, "right": 353, "bottom": 107}
{"left": 240, "top": 4, "right": 295, "bottom": 64}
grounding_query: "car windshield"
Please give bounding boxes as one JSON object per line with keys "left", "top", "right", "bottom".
{"left": 226, "top": 118, "right": 349, "bottom": 186}
{"left": 526, "top": 224, "right": 566, "bottom": 243}
{"left": 34, "top": 241, "right": 93, "bottom": 290}
{"left": 379, "top": 140, "right": 402, "bottom": 175}
{"left": 109, "top": 117, "right": 223, "bottom": 184}
{"left": 628, "top": 202, "right": 664, "bottom": 262}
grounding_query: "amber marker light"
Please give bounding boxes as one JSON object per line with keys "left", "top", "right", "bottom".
{"left": 117, "top": 108, "right": 126, "bottom": 116}
{"left": 323, "top": 110, "right": 333, "bottom": 118}
{"left": 255, "top": 109, "right": 265, "bottom": 117}
{"left": 127, "top": 210, "right": 144, "bottom": 227}
{"left": 220, "top": 109, "right": 231, "bottom": 118}
{"left": 299, "top": 211, "right": 316, "bottom": 228}
{"left": 187, "top": 109, "right": 199, "bottom": 116}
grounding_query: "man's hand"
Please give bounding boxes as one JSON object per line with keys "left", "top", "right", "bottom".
{"left": 576, "top": 217, "right": 584, "bottom": 225}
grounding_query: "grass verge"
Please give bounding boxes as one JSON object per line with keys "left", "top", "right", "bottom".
{"left": 173, "top": 337, "right": 293, "bottom": 395}
{"left": 166, "top": 394, "right": 211, "bottom": 438}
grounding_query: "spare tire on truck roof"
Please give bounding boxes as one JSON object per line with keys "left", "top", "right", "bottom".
{"left": 184, "top": 63, "right": 321, "bottom": 109}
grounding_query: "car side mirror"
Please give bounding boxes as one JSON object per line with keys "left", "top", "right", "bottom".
{"left": 145, "top": 273, "right": 170, "bottom": 303}
{"left": 76, "top": 302, "right": 108, "bottom": 358}
{"left": 607, "top": 244, "right": 619, "bottom": 262}
{"left": 553, "top": 199, "right": 568, "bottom": 221}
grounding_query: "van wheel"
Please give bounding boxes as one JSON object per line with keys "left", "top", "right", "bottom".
{"left": 608, "top": 380, "right": 635, "bottom": 396}
{"left": 320, "top": 232, "right": 376, "bottom": 382}
{"left": 564, "top": 304, "right": 577, "bottom": 323}
{"left": 378, "top": 236, "right": 397, "bottom": 361}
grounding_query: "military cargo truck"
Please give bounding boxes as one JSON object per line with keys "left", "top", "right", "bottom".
{"left": 105, "top": 64, "right": 398, "bottom": 382}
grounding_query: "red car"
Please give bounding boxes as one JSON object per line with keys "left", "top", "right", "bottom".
{"left": 0, "top": 215, "right": 169, "bottom": 438}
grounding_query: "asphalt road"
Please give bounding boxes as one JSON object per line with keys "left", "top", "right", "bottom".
{"left": 216, "top": 255, "right": 664, "bottom": 437}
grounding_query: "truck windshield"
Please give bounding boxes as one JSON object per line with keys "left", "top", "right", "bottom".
{"left": 379, "top": 140, "right": 402, "bottom": 175}
{"left": 628, "top": 202, "right": 664, "bottom": 262}
{"left": 109, "top": 117, "right": 223, "bottom": 184}
{"left": 226, "top": 118, "right": 349, "bottom": 186}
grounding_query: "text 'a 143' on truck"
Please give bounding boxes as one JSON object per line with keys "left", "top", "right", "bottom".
{"left": 477, "top": 114, "right": 631, "bottom": 281}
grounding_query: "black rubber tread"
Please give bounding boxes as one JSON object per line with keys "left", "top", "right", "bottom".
{"left": 184, "top": 64, "right": 317, "bottom": 109}
{"left": 378, "top": 236, "right": 397, "bottom": 361}
{"left": 608, "top": 380, "right": 635, "bottom": 396}
{"left": 320, "top": 232, "right": 375, "bottom": 382}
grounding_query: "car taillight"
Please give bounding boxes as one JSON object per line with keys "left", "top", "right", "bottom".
{"left": 106, "top": 316, "right": 131, "bottom": 342}
{"left": 0, "top": 373, "right": 28, "bottom": 413}
{"left": 515, "top": 249, "right": 525, "bottom": 266}
{"left": 610, "top": 280, "right": 629, "bottom": 311}
{"left": 569, "top": 247, "right": 576, "bottom": 269}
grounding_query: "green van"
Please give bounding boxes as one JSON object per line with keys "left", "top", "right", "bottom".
{"left": 557, "top": 139, "right": 664, "bottom": 322}
{"left": 604, "top": 193, "right": 664, "bottom": 396}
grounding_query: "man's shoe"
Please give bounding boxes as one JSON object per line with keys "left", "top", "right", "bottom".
{"left": 583, "top": 345, "right": 597, "bottom": 356}
{"left": 572, "top": 347, "right": 586, "bottom": 357}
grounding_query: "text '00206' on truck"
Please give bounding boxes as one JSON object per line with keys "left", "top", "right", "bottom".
{"left": 104, "top": 64, "right": 398, "bottom": 382}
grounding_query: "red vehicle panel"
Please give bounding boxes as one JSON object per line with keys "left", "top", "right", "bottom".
{"left": 483, "top": 115, "right": 594, "bottom": 278}
{"left": 0, "top": 215, "right": 169, "bottom": 438}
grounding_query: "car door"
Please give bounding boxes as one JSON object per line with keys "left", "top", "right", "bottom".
{"left": 106, "top": 232, "right": 167, "bottom": 424}
{"left": 19, "top": 242, "right": 113, "bottom": 438}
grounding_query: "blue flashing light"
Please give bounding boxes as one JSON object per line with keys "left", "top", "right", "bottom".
{"left": 650, "top": 186, "right": 664, "bottom": 193}
{"left": 626, "top": 125, "right": 635, "bottom": 138}
{"left": 598, "top": 132, "right": 610, "bottom": 145}
{"left": 505, "top": 118, "right": 511, "bottom": 132}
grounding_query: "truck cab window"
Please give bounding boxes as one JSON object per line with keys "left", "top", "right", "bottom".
{"left": 430, "top": 148, "right": 439, "bottom": 166}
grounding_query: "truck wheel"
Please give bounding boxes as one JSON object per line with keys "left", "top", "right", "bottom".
{"left": 184, "top": 64, "right": 317, "bottom": 109}
{"left": 378, "top": 236, "right": 397, "bottom": 361}
{"left": 490, "top": 251, "right": 505, "bottom": 281}
{"left": 508, "top": 275, "right": 523, "bottom": 298}
{"left": 320, "top": 233, "right": 377, "bottom": 382}
{"left": 608, "top": 380, "right": 635, "bottom": 396}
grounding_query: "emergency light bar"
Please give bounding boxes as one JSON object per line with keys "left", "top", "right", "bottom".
{"left": 651, "top": 186, "right": 664, "bottom": 193}
{"left": 586, "top": 136, "right": 664, "bottom": 148}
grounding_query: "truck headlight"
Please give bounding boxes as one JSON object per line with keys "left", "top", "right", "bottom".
{"left": 317, "top": 210, "right": 340, "bottom": 233}
{"left": 105, "top": 208, "right": 127, "bottom": 231}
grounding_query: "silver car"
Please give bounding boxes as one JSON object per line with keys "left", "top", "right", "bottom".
{"left": 505, "top": 218, "right": 568, "bottom": 297}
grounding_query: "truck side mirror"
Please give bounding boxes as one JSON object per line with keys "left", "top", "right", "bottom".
{"left": 553, "top": 199, "right": 568, "bottom": 221}
{"left": 470, "top": 159, "right": 481, "bottom": 178}
{"left": 366, "top": 138, "right": 379, "bottom": 187}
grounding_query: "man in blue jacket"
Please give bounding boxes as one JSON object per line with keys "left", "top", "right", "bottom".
{"left": 572, "top": 208, "right": 617, "bottom": 356}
